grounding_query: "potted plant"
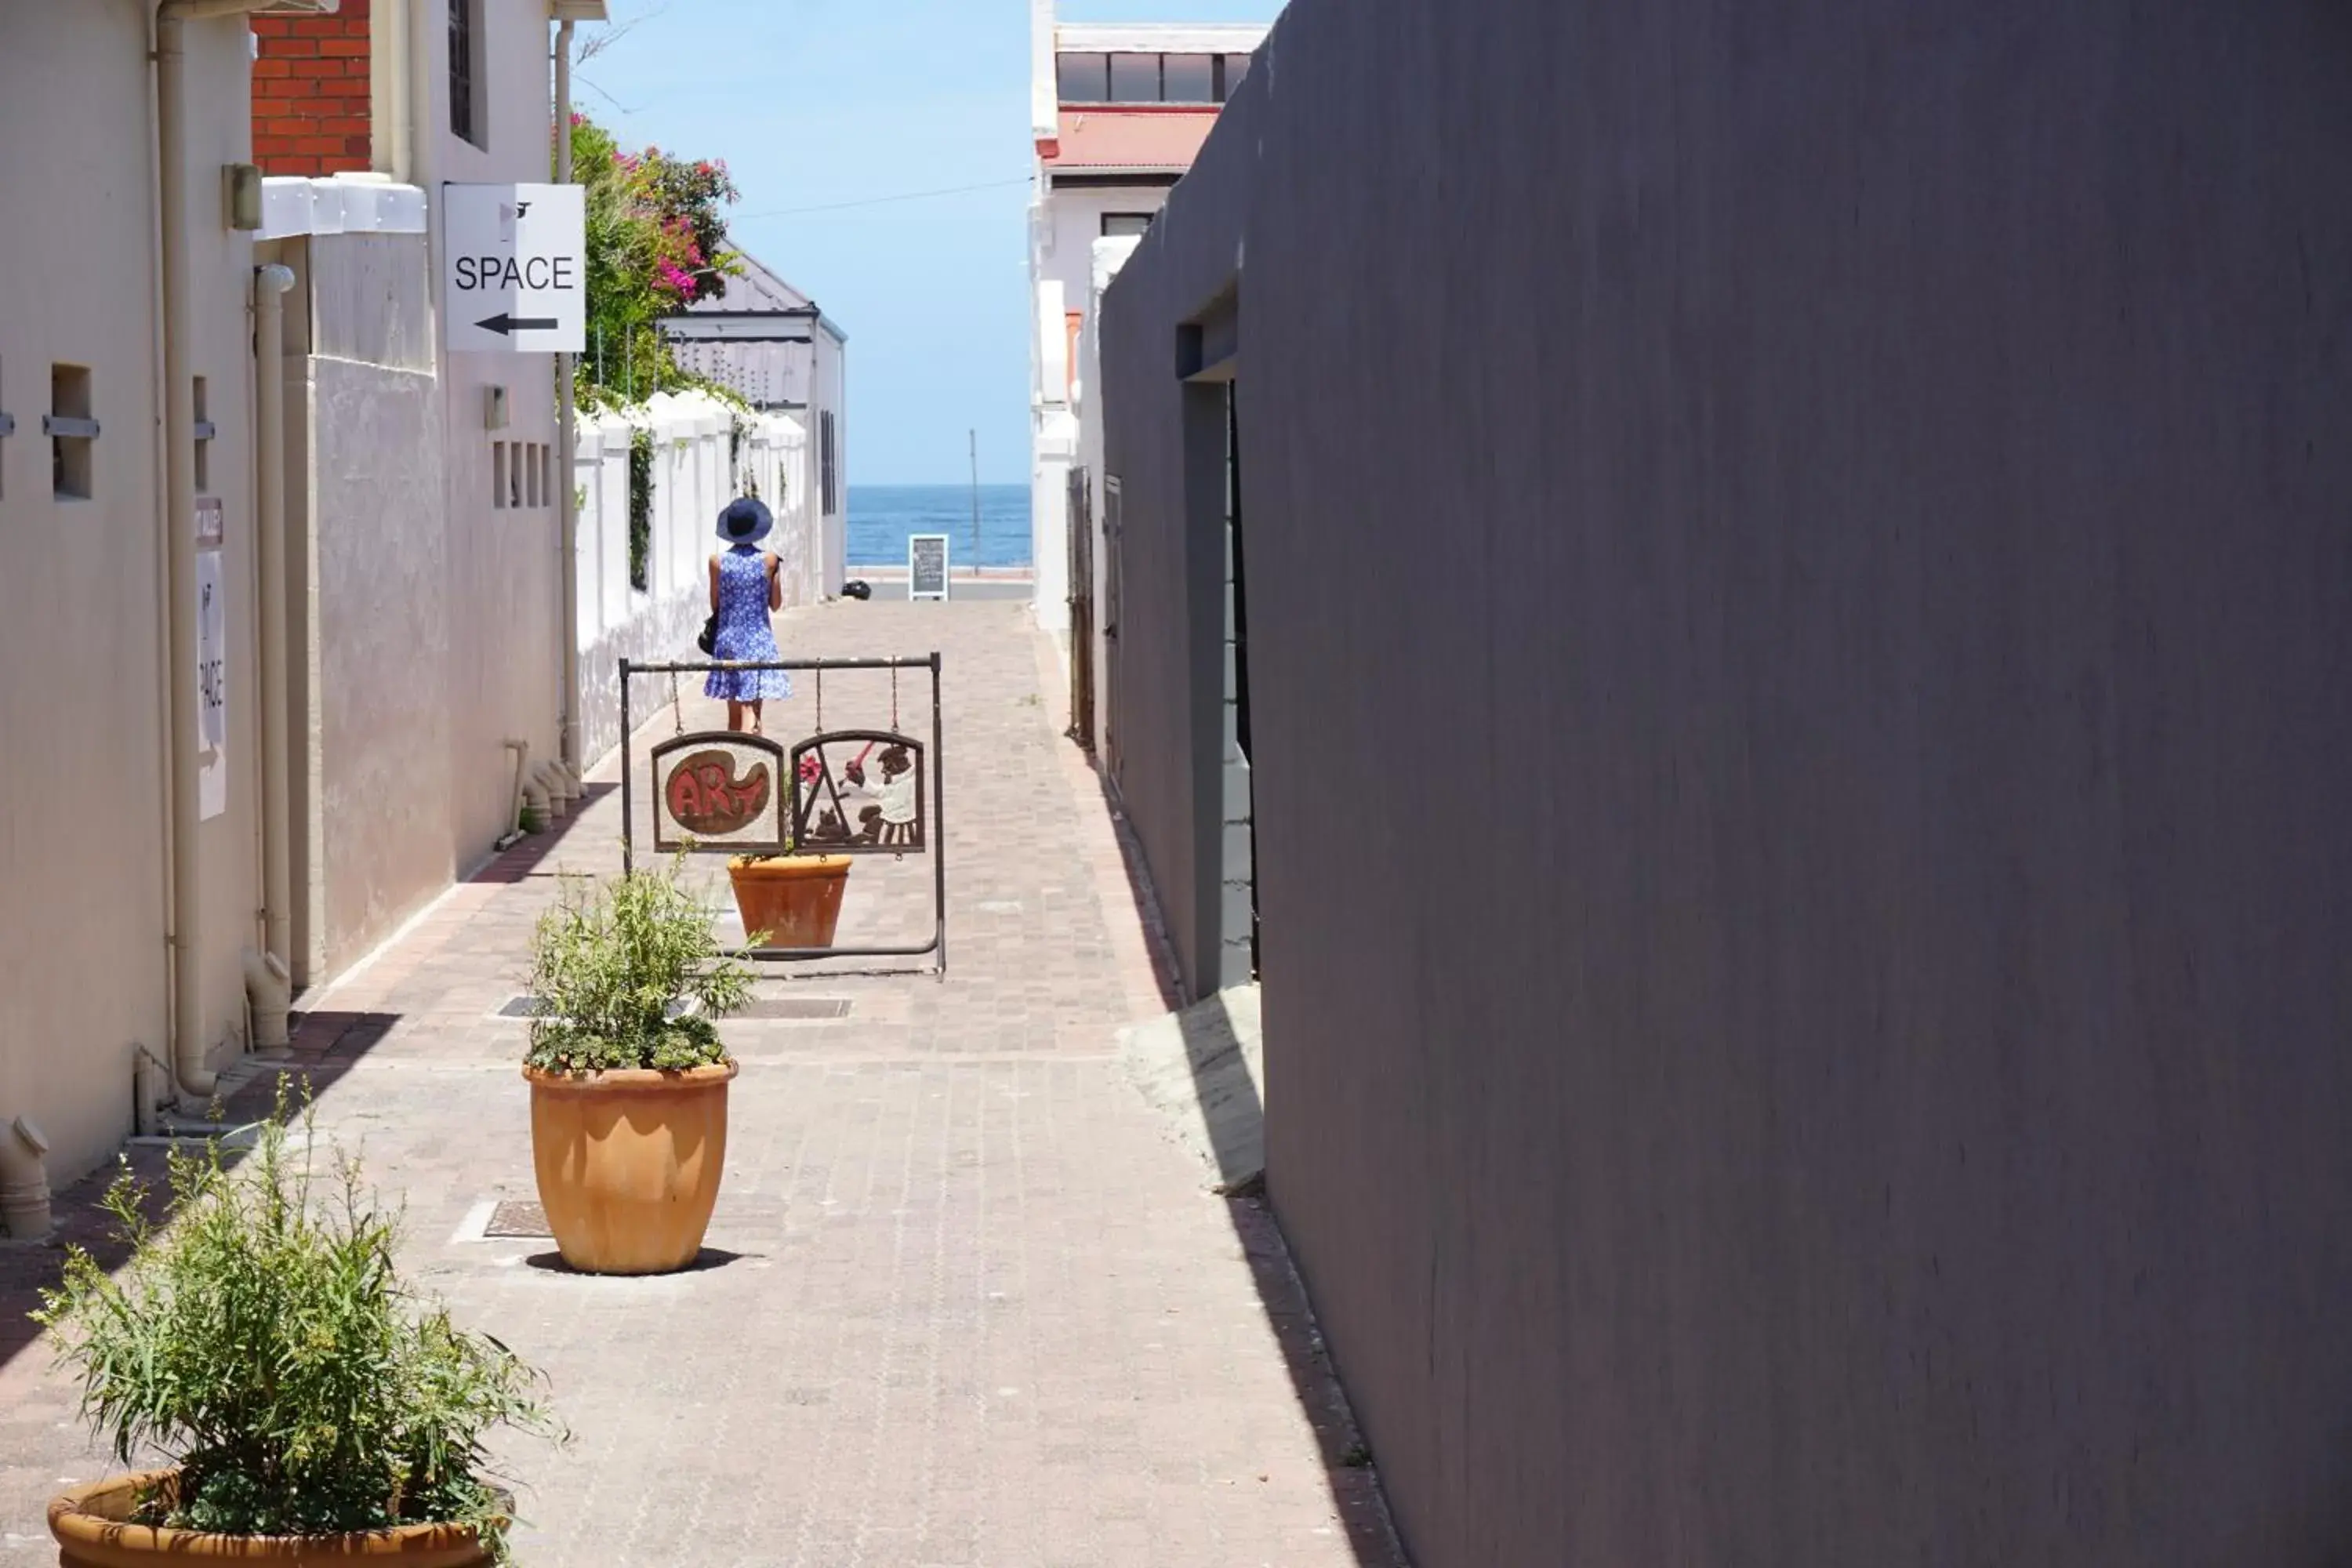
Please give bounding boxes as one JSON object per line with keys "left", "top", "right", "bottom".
{"left": 724, "top": 753, "right": 852, "bottom": 949}
{"left": 523, "top": 855, "right": 753, "bottom": 1275}
{"left": 35, "top": 1089, "right": 557, "bottom": 1565}
{"left": 724, "top": 846, "right": 851, "bottom": 951}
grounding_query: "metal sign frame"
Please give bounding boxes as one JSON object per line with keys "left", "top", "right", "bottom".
{"left": 621, "top": 654, "right": 946, "bottom": 975}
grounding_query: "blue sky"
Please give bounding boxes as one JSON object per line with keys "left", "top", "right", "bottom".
{"left": 576, "top": 0, "right": 1283, "bottom": 485}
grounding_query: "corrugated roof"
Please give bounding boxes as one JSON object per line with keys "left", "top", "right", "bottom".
{"left": 690, "top": 249, "right": 811, "bottom": 315}
{"left": 1043, "top": 107, "right": 1221, "bottom": 173}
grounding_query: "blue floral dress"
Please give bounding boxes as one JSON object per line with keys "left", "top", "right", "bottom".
{"left": 704, "top": 546, "right": 793, "bottom": 702}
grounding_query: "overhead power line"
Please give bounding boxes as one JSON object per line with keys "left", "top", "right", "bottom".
{"left": 732, "top": 176, "right": 1033, "bottom": 221}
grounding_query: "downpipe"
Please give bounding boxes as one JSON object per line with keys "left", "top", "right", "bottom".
{"left": 254, "top": 263, "right": 297, "bottom": 1001}
{"left": 554, "top": 16, "right": 584, "bottom": 789}
{"left": 153, "top": 0, "right": 316, "bottom": 1099}
{"left": 243, "top": 947, "right": 292, "bottom": 1057}
{"left": 156, "top": 1, "right": 212, "bottom": 1098}
{"left": 497, "top": 737, "right": 531, "bottom": 848}
{"left": 0, "top": 1116, "right": 53, "bottom": 1242}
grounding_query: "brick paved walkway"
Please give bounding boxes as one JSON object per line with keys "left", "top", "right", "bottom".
{"left": 0, "top": 602, "right": 1402, "bottom": 1567}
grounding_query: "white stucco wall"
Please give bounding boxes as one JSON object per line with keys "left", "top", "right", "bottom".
{"left": 0, "top": 5, "right": 262, "bottom": 1185}
{"left": 427, "top": 0, "right": 565, "bottom": 867}
{"left": 1031, "top": 183, "right": 1176, "bottom": 643}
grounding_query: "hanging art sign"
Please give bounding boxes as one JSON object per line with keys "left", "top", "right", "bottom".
{"left": 649, "top": 731, "right": 788, "bottom": 855}
{"left": 790, "top": 731, "right": 928, "bottom": 855}
{"left": 195, "top": 497, "right": 227, "bottom": 822}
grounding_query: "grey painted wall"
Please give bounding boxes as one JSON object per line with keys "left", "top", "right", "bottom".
{"left": 1101, "top": 2, "right": 2352, "bottom": 1563}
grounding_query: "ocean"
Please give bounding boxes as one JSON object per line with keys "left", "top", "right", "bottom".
{"left": 848, "top": 485, "right": 1033, "bottom": 571}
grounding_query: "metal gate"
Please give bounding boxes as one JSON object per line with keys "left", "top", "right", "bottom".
{"left": 1066, "top": 466, "right": 1095, "bottom": 751}
{"left": 619, "top": 654, "right": 947, "bottom": 975}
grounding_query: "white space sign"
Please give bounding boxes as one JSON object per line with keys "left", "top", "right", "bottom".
{"left": 195, "top": 497, "right": 227, "bottom": 822}
{"left": 442, "top": 182, "right": 586, "bottom": 354}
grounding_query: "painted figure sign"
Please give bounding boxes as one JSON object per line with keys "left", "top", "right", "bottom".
{"left": 790, "top": 731, "right": 928, "bottom": 855}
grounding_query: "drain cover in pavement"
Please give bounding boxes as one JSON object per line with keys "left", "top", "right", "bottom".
{"left": 737, "top": 997, "right": 853, "bottom": 1021}
{"left": 483, "top": 1201, "right": 552, "bottom": 1238}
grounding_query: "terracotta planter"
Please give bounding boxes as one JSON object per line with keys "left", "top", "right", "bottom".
{"left": 524, "top": 1061, "right": 737, "bottom": 1275}
{"left": 726, "top": 853, "right": 851, "bottom": 949}
{"left": 49, "top": 1471, "right": 491, "bottom": 1566}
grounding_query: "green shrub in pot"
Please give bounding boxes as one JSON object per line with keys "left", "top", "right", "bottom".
{"left": 32, "top": 1085, "right": 561, "bottom": 1562}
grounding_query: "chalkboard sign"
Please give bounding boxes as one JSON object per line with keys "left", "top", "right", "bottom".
{"left": 908, "top": 534, "right": 949, "bottom": 601}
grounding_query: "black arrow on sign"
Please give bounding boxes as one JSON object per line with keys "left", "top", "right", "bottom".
{"left": 476, "top": 313, "right": 559, "bottom": 336}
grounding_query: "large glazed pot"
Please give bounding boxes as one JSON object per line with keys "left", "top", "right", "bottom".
{"left": 524, "top": 1061, "right": 737, "bottom": 1275}
{"left": 725, "top": 854, "right": 851, "bottom": 949}
{"left": 49, "top": 1472, "right": 490, "bottom": 1566}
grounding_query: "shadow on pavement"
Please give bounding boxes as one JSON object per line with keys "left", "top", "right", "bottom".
{"left": 521, "top": 1247, "right": 754, "bottom": 1276}
{"left": 0, "top": 1014, "right": 413, "bottom": 1389}
{"left": 469, "top": 783, "right": 619, "bottom": 885}
{"left": 1086, "top": 753, "right": 1410, "bottom": 1566}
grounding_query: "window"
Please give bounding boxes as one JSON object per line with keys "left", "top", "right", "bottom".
{"left": 1222, "top": 53, "right": 1254, "bottom": 96}
{"left": 1108, "top": 53, "right": 1160, "bottom": 103}
{"left": 49, "top": 364, "right": 93, "bottom": 501}
{"left": 1056, "top": 52, "right": 1109, "bottom": 103}
{"left": 1102, "top": 212, "right": 1154, "bottom": 238}
{"left": 1162, "top": 54, "right": 1215, "bottom": 103}
{"left": 539, "top": 445, "right": 554, "bottom": 510}
{"left": 192, "top": 376, "right": 211, "bottom": 492}
{"left": 448, "top": 0, "right": 481, "bottom": 147}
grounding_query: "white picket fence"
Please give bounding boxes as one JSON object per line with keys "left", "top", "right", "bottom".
{"left": 574, "top": 390, "right": 818, "bottom": 764}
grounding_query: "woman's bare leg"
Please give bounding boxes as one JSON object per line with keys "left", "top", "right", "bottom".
{"left": 726, "top": 699, "right": 746, "bottom": 733}
{"left": 747, "top": 699, "right": 765, "bottom": 735}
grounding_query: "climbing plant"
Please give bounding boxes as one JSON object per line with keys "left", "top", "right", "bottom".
{"left": 563, "top": 111, "right": 746, "bottom": 411}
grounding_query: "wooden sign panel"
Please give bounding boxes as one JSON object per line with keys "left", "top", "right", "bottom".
{"left": 650, "top": 731, "right": 788, "bottom": 854}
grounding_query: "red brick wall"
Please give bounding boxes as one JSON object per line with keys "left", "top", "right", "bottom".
{"left": 251, "top": 12, "right": 371, "bottom": 177}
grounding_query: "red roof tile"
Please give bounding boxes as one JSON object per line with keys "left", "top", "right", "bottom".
{"left": 1042, "top": 107, "right": 1221, "bottom": 173}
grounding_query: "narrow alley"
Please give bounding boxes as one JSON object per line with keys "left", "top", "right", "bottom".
{"left": 0, "top": 601, "right": 1401, "bottom": 1568}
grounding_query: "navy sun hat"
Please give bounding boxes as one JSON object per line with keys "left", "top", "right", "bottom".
{"left": 717, "top": 495, "right": 774, "bottom": 546}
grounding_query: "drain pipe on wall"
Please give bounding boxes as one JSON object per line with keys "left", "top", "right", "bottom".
{"left": 250, "top": 263, "right": 297, "bottom": 1054}
{"left": 153, "top": 0, "right": 332, "bottom": 1098}
{"left": 555, "top": 15, "right": 585, "bottom": 790}
{"left": 0, "top": 1117, "right": 53, "bottom": 1242}
{"left": 497, "top": 738, "right": 532, "bottom": 849}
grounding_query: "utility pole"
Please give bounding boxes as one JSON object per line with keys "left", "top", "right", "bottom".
{"left": 969, "top": 429, "right": 982, "bottom": 573}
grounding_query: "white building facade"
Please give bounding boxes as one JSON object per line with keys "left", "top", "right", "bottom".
{"left": 1026, "top": 1, "right": 1265, "bottom": 660}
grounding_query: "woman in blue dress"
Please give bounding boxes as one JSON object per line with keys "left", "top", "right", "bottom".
{"left": 706, "top": 496, "right": 793, "bottom": 733}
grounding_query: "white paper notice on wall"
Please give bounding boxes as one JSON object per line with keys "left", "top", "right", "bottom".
{"left": 195, "top": 498, "right": 227, "bottom": 822}
{"left": 441, "top": 182, "right": 587, "bottom": 354}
